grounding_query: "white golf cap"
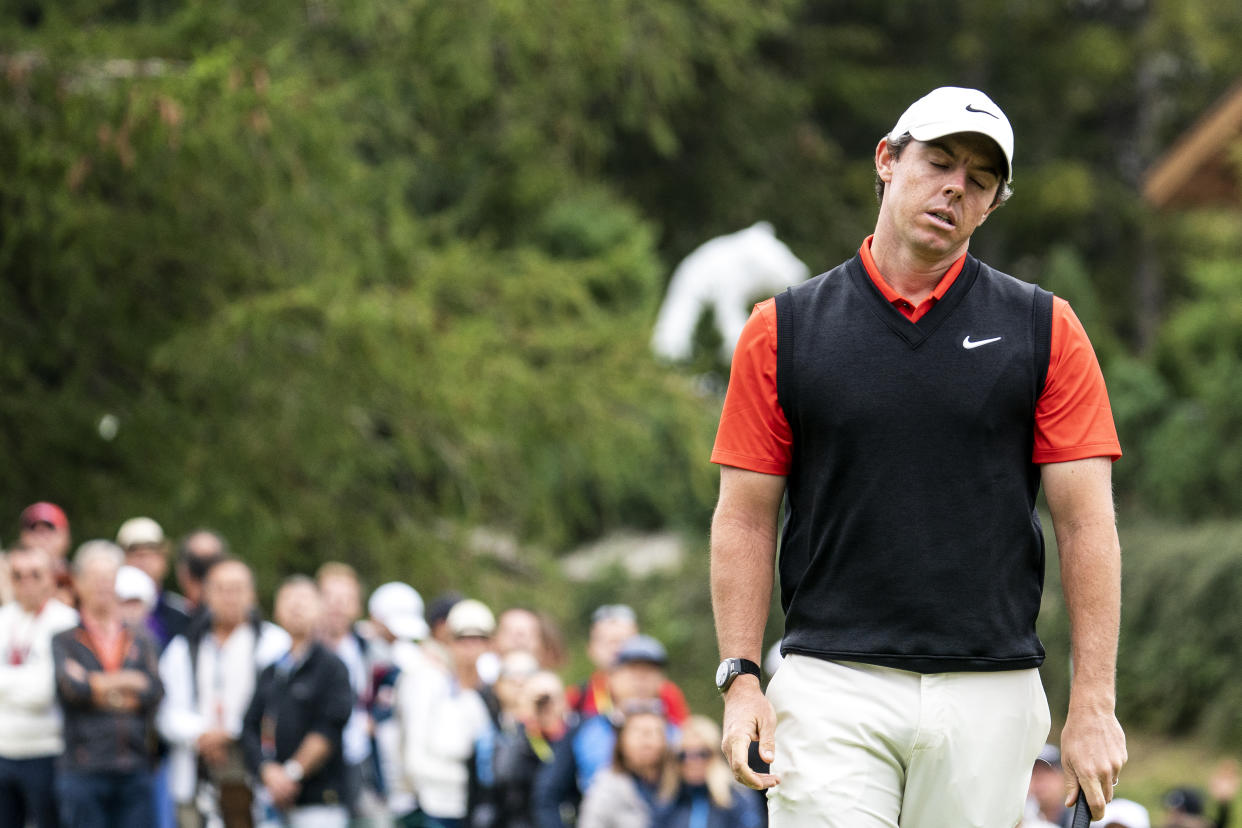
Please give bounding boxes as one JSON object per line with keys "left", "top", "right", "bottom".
{"left": 447, "top": 598, "right": 496, "bottom": 638}
{"left": 1091, "top": 798, "right": 1151, "bottom": 828}
{"left": 368, "top": 582, "right": 430, "bottom": 641}
{"left": 116, "top": 516, "right": 165, "bottom": 549}
{"left": 115, "top": 564, "right": 157, "bottom": 610}
{"left": 888, "top": 86, "right": 1014, "bottom": 183}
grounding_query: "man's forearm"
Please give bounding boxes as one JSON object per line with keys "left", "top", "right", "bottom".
{"left": 710, "top": 469, "right": 784, "bottom": 662}
{"left": 711, "top": 522, "right": 775, "bottom": 661}
{"left": 1045, "top": 457, "right": 1122, "bottom": 709}
{"left": 290, "top": 732, "right": 333, "bottom": 777}
{"left": 1059, "top": 515, "right": 1121, "bottom": 708}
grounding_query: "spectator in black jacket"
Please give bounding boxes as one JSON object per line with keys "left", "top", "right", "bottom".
{"left": 243, "top": 575, "right": 353, "bottom": 828}
{"left": 52, "top": 540, "right": 164, "bottom": 828}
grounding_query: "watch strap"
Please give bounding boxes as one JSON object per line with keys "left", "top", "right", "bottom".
{"left": 734, "top": 658, "right": 761, "bottom": 680}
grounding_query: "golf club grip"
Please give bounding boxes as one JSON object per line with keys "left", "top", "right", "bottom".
{"left": 1071, "top": 787, "right": 1092, "bottom": 828}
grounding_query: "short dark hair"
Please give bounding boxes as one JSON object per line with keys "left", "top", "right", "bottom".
{"left": 874, "top": 132, "right": 1012, "bottom": 208}
{"left": 177, "top": 529, "right": 229, "bottom": 579}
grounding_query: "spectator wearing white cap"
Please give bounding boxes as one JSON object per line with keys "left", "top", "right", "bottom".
{"left": 1091, "top": 797, "right": 1149, "bottom": 828}
{"left": 117, "top": 517, "right": 190, "bottom": 653}
{"left": 367, "top": 582, "right": 430, "bottom": 824}
{"left": 0, "top": 543, "right": 79, "bottom": 828}
{"left": 116, "top": 565, "right": 158, "bottom": 630}
{"left": 399, "top": 598, "right": 493, "bottom": 828}
{"left": 158, "top": 557, "right": 290, "bottom": 828}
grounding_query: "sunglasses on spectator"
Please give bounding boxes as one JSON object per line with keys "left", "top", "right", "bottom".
{"left": 677, "top": 749, "right": 714, "bottom": 762}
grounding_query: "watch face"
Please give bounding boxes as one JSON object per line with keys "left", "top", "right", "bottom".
{"left": 716, "top": 660, "right": 732, "bottom": 689}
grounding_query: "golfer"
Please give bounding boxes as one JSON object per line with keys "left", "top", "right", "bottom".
{"left": 709, "top": 86, "right": 1126, "bottom": 827}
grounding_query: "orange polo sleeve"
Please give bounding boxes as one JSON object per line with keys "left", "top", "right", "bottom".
{"left": 710, "top": 299, "right": 793, "bottom": 475}
{"left": 1032, "top": 298, "right": 1122, "bottom": 463}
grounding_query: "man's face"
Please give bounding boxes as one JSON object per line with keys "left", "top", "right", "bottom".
{"left": 522, "top": 672, "right": 567, "bottom": 729}
{"left": 204, "top": 561, "right": 255, "bottom": 630}
{"left": 20, "top": 522, "right": 70, "bottom": 560}
{"left": 8, "top": 549, "right": 55, "bottom": 613}
{"left": 450, "top": 634, "right": 492, "bottom": 676}
{"left": 875, "top": 133, "right": 1003, "bottom": 264}
{"left": 618, "top": 711, "right": 666, "bottom": 772}
{"left": 609, "top": 661, "right": 664, "bottom": 706}
{"left": 496, "top": 609, "right": 541, "bottom": 657}
{"left": 318, "top": 574, "right": 361, "bottom": 638}
{"left": 587, "top": 616, "right": 638, "bottom": 671}
{"left": 1029, "top": 763, "right": 1064, "bottom": 815}
{"left": 125, "top": 543, "right": 168, "bottom": 586}
{"left": 75, "top": 557, "right": 120, "bottom": 613}
{"left": 179, "top": 531, "right": 226, "bottom": 604}
{"left": 275, "top": 582, "right": 322, "bottom": 640}
{"left": 184, "top": 532, "right": 224, "bottom": 561}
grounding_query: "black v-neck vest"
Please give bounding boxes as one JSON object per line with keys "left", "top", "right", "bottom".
{"left": 774, "top": 254, "right": 1053, "bottom": 673}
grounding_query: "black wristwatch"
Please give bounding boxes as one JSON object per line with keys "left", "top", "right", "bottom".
{"left": 715, "top": 657, "right": 762, "bottom": 693}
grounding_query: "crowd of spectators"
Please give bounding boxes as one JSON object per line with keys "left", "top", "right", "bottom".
{"left": 0, "top": 502, "right": 766, "bottom": 828}
{"left": 1022, "top": 745, "right": 1237, "bottom": 828}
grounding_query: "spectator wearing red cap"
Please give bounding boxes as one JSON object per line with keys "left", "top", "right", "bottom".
{"left": 18, "top": 503, "right": 74, "bottom": 606}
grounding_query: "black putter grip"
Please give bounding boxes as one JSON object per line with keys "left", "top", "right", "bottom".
{"left": 747, "top": 741, "right": 770, "bottom": 774}
{"left": 1071, "top": 787, "right": 1092, "bottom": 828}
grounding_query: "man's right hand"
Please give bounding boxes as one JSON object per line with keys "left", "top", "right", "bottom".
{"left": 260, "top": 762, "right": 299, "bottom": 810}
{"left": 721, "top": 676, "right": 779, "bottom": 790}
{"left": 196, "top": 730, "right": 232, "bottom": 767}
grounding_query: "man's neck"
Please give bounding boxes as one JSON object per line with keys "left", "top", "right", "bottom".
{"left": 17, "top": 597, "right": 48, "bottom": 616}
{"left": 321, "top": 628, "right": 349, "bottom": 649}
{"left": 457, "top": 666, "right": 479, "bottom": 689}
{"left": 212, "top": 619, "right": 243, "bottom": 642}
{"left": 82, "top": 606, "right": 118, "bottom": 630}
{"left": 869, "top": 228, "right": 966, "bottom": 303}
{"left": 288, "top": 636, "right": 311, "bottom": 657}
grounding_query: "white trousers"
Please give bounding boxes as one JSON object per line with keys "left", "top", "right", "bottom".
{"left": 258, "top": 805, "right": 349, "bottom": 828}
{"left": 767, "top": 655, "right": 1050, "bottom": 828}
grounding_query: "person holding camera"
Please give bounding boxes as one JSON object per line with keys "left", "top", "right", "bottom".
{"left": 469, "top": 667, "right": 571, "bottom": 828}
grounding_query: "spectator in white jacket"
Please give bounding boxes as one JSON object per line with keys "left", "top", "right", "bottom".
{"left": 0, "top": 543, "right": 79, "bottom": 828}
{"left": 159, "top": 557, "right": 289, "bottom": 827}
{"left": 367, "top": 582, "right": 431, "bottom": 825}
{"left": 399, "top": 599, "right": 494, "bottom": 828}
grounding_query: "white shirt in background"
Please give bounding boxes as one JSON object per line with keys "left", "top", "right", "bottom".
{"left": 159, "top": 620, "right": 291, "bottom": 804}
{"left": 0, "top": 598, "right": 79, "bottom": 758}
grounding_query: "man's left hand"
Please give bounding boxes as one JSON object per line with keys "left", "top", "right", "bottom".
{"left": 1060, "top": 705, "right": 1127, "bottom": 820}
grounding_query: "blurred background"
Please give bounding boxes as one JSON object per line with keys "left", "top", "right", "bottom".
{"left": 4, "top": 0, "right": 1242, "bottom": 811}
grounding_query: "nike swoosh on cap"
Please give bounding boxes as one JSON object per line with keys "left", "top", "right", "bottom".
{"left": 962, "top": 335, "right": 1002, "bottom": 349}
{"left": 965, "top": 104, "right": 1000, "bottom": 120}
